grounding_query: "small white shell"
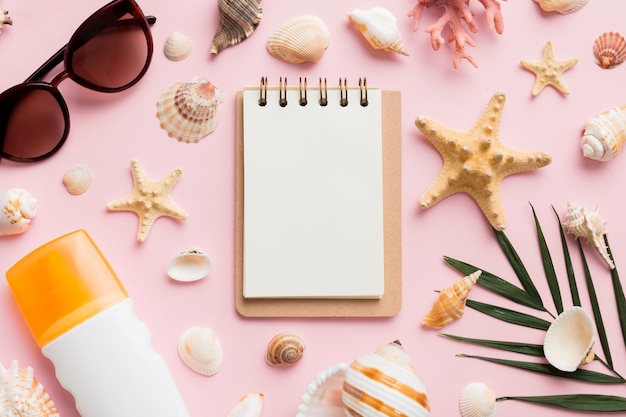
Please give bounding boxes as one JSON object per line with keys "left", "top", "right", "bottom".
{"left": 227, "top": 393, "right": 264, "bottom": 417}
{"left": 0, "top": 188, "right": 37, "bottom": 236}
{"left": 347, "top": 8, "right": 408, "bottom": 56}
{"left": 167, "top": 246, "right": 212, "bottom": 282}
{"left": 62, "top": 165, "right": 93, "bottom": 195}
{"left": 265, "top": 332, "right": 305, "bottom": 366}
{"left": 266, "top": 15, "right": 330, "bottom": 64}
{"left": 459, "top": 382, "right": 496, "bottom": 417}
{"left": 533, "top": 0, "right": 589, "bottom": 14}
{"left": 564, "top": 202, "right": 614, "bottom": 269}
{"left": 544, "top": 306, "right": 596, "bottom": 372}
{"left": 296, "top": 363, "right": 349, "bottom": 417}
{"left": 177, "top": 327, "right": 223, "bottom": 376}
{"left": 0, "top": 360, "right": 60, "bottom": 417}
{"left": 593, "top": 32, "right": 626, "bottom": 69}
{"left": 164, "top": 32, "right": 192, "bottom": 61}
{"left": 581, "top": 105, "right": 626, "bottom": 161}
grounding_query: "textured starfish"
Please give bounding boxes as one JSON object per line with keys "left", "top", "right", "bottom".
{"left": 107, "top": 159, "right": 187, "bottom": 241}
{"left": 415, "top": 92, "right": 552, "bottom": 230}
{"left": 521, "top": 41, "right": 578, "bottom": 96}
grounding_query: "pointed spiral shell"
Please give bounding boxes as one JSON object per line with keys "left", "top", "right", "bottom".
{"left": 0, "top": 360, "right": 60, "bottom": 417}
{"left": 422, "top": 270, "right": 482, "bottom": 328}
{"left": 265, "top": 332, "right": 305, "bottom": 366}
{"left": 581, "top": 105, "right": 626, "bottom": 161}
{"left": 347, "top": 7, "right": 408, "bottom": 56}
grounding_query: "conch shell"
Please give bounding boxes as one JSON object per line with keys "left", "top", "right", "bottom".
{"left": 533, "top": 0, "right": 588, "bottom": 14}
{"left": 0, "top": 188, "right": 37, "bottom": 236}
{"left": 0, "top": 360, "right": 60, "bottom": 417}
{"left": 177, "top": 326, "right": 223, "bottom": 376}
{"left": 347, "top": 7, "right": 408, "bottom": 56}
{"left": 210, "top": 0, "right": 262, "bottom": 55}
{"left": 266, "top": 15, "right": 330, "bottom": 64}
{"left": 422, "top": 270, "right": 482, "bottom": 328}
{"left": 543, "top": 306, "right": 596, "bottom": 372}
{"left": 581, "top": 105, "right": 626, "bottom": 161}
{"left": 265, "top": 332, "right": 305, "bottom": 366}
{"left": 564, "top": 201, "right": 614, "bottom": 269}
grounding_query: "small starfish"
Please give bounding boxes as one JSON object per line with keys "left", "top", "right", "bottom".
{"left": 107, "top": 160, "right": 187, "bottom": 242}
{"left": 415, "top": 92, "right": 552, "bottom": 230}
{"left": 521, "top": 41, "right": 578, "bottom": 96}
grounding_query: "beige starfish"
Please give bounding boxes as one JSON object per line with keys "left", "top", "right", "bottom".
{"left": 415, "top": 92, "right": 552, "bottom": 230}
{"left": 107, "top": 159, "right": 187, "bottom": 241}
{"left": 521, "top": 41, "right": 578, "bottom": 96}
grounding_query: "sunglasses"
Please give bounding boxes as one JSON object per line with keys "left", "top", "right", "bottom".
{"left": 0, "top": 0, "right": 155, "bottom": 162}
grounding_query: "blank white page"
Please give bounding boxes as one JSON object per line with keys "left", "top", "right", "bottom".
{"left": 242, "top": 83, "right": 384, "bottom": 298}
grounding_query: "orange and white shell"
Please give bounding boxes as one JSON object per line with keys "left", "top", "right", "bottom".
{"left": 581, "top": 105, "right": 626, "bottom": 161}
{"left": 210, "top": 0, "right": 262, "bottom": 55}
{"left": 422, "top": 270, "right": 482, "bottom": 328}
{"left": 226, "top": 393, "right": 264, "bottom": 417}
{"left": 593, "top": 32, "right": 626, "bottom": 69}
{"left": 564, "top": 201, "right": 614, "bottom": 269}
{"left": 459, "top": 382, "right": 496, "bottom": 417}
{"left": 177, "top": 326, "right": 223, "bottom": 376}
{"left": 544, "top": 306, "right": 596, "bottom": 372}
{"left": 347, "top": 7, "right": 408, "bottom": 56}
{"left": 533, "top": 0, "right": 588, "bottom": 14}
{"left": 163, "top": 32, "right": 192, "bottom": 61}
{"left": 157, "top": 77, "right": 225, "bottom": 143}
{"left": 62, "top": 165, "right": 93, "bottom": 195}
{"left": 266, "top": 15, "right": 330, "bottom": 64}
{"left": 265, "top": 332, "right": 305, "bottom": 366}
{"left": 0, "top": 188, "right": 37, "bottom": 236}
{"left": 0, "top": 360, "right": 60, "bottom": 417}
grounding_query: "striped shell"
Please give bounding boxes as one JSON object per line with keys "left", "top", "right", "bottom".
{"left": 164, "top": 32, "right": 192, "bottom": 61}
{"left": 422, "top": 270, "right": 482, "bottom": 328}
{"left": 266, "top": 15, "right": 330, "bottom": 64}
{"left": 62, "top": 165, "right": 93, "bottom": 195}
{"left": 533, "top": 0, "right": 588, "bottom": 13}
{"left": 544, "top": 306, "right": 596, "bottom": 372}
{"left": 593, "top": 32, "right": 626, "bottom": 69}
{"left": 210, "top": 0, "right": 262, "bottom": 55}
{"left": 177, "top": 327, "right": 223, "bottom": 376}
{"left": 265, "top": 332, "right": 305, "bottom": 366}
{"left": 564, "top": 201, "right": 614, "bottom": 269}
{"left": 581, "top": 105, "right": 626, "bottom": 161}
{"left": 0, "top": 188, "right": 37, "bottom": 236}
{"left": 0, "top": 360, "right": 59, "bottom": 417}
{"left": 459, "top": 382, "right": 496, "bottom": 417}
{"left": 347, "top": 8, "right": 408, "bottom": 56}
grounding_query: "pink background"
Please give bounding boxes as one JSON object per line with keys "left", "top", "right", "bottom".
{"left": 1, "top": 1, "right": 626, "bottom": 416}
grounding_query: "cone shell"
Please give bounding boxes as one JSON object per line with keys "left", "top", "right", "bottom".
{"left": 593, "top": 32, "right": 626, "bottom": 69}
{"left": 177, "top": 327, "right": 223, "bottom": 376}
{"left": 533, "top": 0, "right": 588, "bottom": 14}
{"left": 544, "top": 306, "right": 596, "bottom": 372}
{"left": 164, "top": 32, "right": 192, "bottom": 61}
{"left": 157, "top": 77, "right": 225, "bottom": 143}
{"left": 296, "top": 363, "right": 350, "bottom": 417}
{"left": 0, "top": 360, "right": 60, "bottom": 417}
{"left": 266, "top": 15, "right": 330, "bottom": 64}
{"left": 210, "top": 0, "right": 262, "bottom": 55}
{"left": 422, "top": 270, "right": 482, "bottom": 328}
{"left": 266, "top": 332, "right": 305, "bottom": 366}
{"left": 0, "top": 188, "right": 37, "bottom": 236}
{"left": 459, "top": 382, "right": 496, "bottom": 417}
{"left": 581, "top": 105, "right": 626, "bottom": 161}
{"left": 564, "top": 201, "right": 614, "bottom": 269}
{"left": 227, "top": 393, "right": 264, "bottom": 417}
{"left": 347, "top": 7, "right": 408, "bottom": 56}
{"left": 167, "top": 246, "right": 212, "bottom": 282}
{"left": 62, "top": 165, "right": 93, "bottom": 195}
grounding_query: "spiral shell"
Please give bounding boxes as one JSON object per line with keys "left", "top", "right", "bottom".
{"left": 62, "top": 165, "right": 93, "bottom": 195}
{"left": 164, "top": 32, "right": 192, "bottom": 61}
{"left": 266, "top": 15, "right": 330, "bottom": 64}
{"left": 581, "top": 105, "right": 626, "bottom": 161}
{"left": 265, "top": 332, "right": 305, "bottom": 366}
{"left": 177, "top": 327, "right": 223, "bottom": 376}
{"left": 210, "top": 0, "right": 262, "bottom": 55}
{"left": 459, "top": 382, "right": 496, "bottom": 417}
{"left": 167, "top": 246, "right": 212, "bottom": 282}
{"left": 347, "top": 8, "right": 408, "bottom": 56}
{"left": 422, "top": 270, "right": 482, "bottom": 328}
{"left": 533, "top": 0, "right": 588, "bottom": 14}
{"left": 0, "top": 360, "right": 60, "bottom": 417}
{"left": 564, "top": 201, "right": 614, "bottom": 269}
{"left": 0, "top": 188, "right": 37, "bottom": 236}
{"left": 544, "top": 306, "right": 596, "bottom": 372}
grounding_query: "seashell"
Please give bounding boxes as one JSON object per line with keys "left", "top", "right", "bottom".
{"left": 227, "top": 393, "right": 264, "bottom": 417}
{"left": 62, "top": 164, "right": 93, "bottom": 195}
{"left": 581, "top": 105, "right": 626, "bottom": 161}
{"left": 422, "top": 270, "right": 482, "bottom": 328}
{"left": 0, "top": 188, "right": 37, "bottom": 236}
{"left": 296, "top": 363, "right": 349, "bottom": 417}
{"left": 543, "top": 306, "right": 596, "bottom": 372}
{"left": 167, "top": 246, "right": 212, "bottom": 282}
{"left": 347, "top": 7, "right": 408, "bottom": 56}
{"left": 210, "top": 0, "right": 262, "bottom": 55}
{"left": 177, "top": 326, "right": 223, "bottom": 376}
{"left": 0, "top": 360, "right": 60, "bottom": 417}
{"left": 564, "top": 201, "right": 614, "bottom": 269}
{"left": 266, "top": 15, "right": 330, "bottom": 64}
{"left": 533, "top": 0, "right": 588, "bottom": 14}
{"left": 459, "top": 382, "right": 496, "bottom": 417}
{"left": 593, "top": 32, "right": 626, "bottom": 69}
{"left": 0, "top": 9, "right": 12, "bottom": 32}
{"left": 163, "top": 32, "right": 192, "bottom": 61}
{"left": 156, "top": 77, "right": 225, "bottom": 143}
{"left": 265, "top": 332, "right": 305, "bottom": 366}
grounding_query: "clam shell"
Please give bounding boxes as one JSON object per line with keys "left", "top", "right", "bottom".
{"left": 156, "top": 77, "right": 225, "bottom": 143}
{"left": 265, "top": 332, "right": 305, "bottom": 366}
{"left": 593, "top": 32, "right": 626, "bottom": 69}
{"left": 62, "top": 165, "right": 93, "bottom": 195}
{"left": 459, "top": 382, "right": 496, "bottom": 417}
{"left": 177, "top": 327, "right": 223, "bottom": 376}
{"left": 564, "top": 202, "right": 614, "bottom": 269}
{"left": 227, "top": 393, "right": 264, "bottom": 417}
{"left": 0, "top": 188, "right": 37, "bottom": 236}
{"left": 164, "top": 32, "right": 192, "bottom": 61}
{"left": 581, "top": 105, "right": 626, "bottom": 161}
{"left": 0, "top": 360, "right": 60, "bottom": 417}
{"left": 266, "top": 15, "right": 330, "bottom": 64}
{"left": 543, "top": 306, "right": 596, "bottom": 372}
{"left": 422, "top": 270, "right": 482, "bottom": 328}
{"left": 533, "top": 0, "right": 588, "bottom": 13}
{"left": 296, "top": 363, "right": 349, "bottom": 417}
{"left": 210, "top": 0, "right": 262, "bottom": 55}
{"left": 167, "top": 246, "right": 212, "bottom": 282}
{"left": 347, "top": 8, "right": 408, "bottom": 56}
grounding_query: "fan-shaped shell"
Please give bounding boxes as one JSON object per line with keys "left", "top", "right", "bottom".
{"left": 581, "top": 105, "right": 626, "bottom": 161}
{"left": 0, "top": 360, "right": 59, "bottom": 417}
{"left": 533, "top": 0, "right": 588, "bottom": 14}
{"left": 564, "top": 202, "right": 614, "bottom": 269}
{"left": 266, "top": 15, "right": 330, "bottom": 64}
{"left": 266, "top": 332, "right": 305, "bottom": 366}
{"left": 593, "top": 32, "right": 626, "bottom": 69}
{"left": 164, "top": 32, "right": 192, "bottom": 61}
{"left": 544, "top": 306, "right": 596, "bottom": 372}
{"left": 347, "top": 8, "right": 408, "bottom": 56}
{"left": 459, "top": 382, "right": 496, "bottom": 417}
{"left": 167, "top": 246, "right": 212, "bottom": 282}
{"left": 156, "top": 77, "right": 225, "bottom": 143}
{"left": 0, "top": 188, "right": 37, "bottom": 236}
{"left": 62, "top": 165, "right": 93, "bottom": 195}
{"left": 210, "top": 0, "right": 262, "bottom": 55}
{"left": 422, "top": 270, "right": 482, "bottom": 328}
{"left": 296, "top": 363, "right": 349, "bottom": 417}
{"left": 227, "top": 393, "right": 264, "bottom": 417}
{"left": 177, "top": 327, "right": 223, "bottom": 376}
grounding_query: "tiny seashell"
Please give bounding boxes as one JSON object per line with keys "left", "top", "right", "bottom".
{"left": 543, "top": 306, "right": 596, "bottom": 372}
{"left": 265, "top": 332, "right": 305, "bottom": 366}
{"left": 422, "top": 270, "right": 482, "bottom": 328}
{"left": 0, "top": 360, "right": 60, "bottom": 417}
{"left": 564, "top": 201, "right": 614, "bottom": 269}
{"left": 62, "top": 165, "right": 93, "bottom": 195}
{"left": 581, "top": 105, "right": 626, "bottom": 161}
{"left": 167, "top": 246, "right": 212, "bottom": 282}
{"left": 177, "top": 327, "right": 223, "bottom": 376}
{"left": 227, "top": 393, "right": 264, "bottom": 417}
{"left": 156, "top": 77, "right": 225, "bottom": 143}
{"left": 0, "top": 188, "right": 37, "bottom": 236}
{"left": 533, "top": 0, "right": 589, "bottom": 14}
{"left": 164, "top": 32, "right": 192, "bottom": 61}
{"left": 296, "top": 363, "right": 349, "bottom": 417}
{"left": 266, "top": 15, "right": 330, "bottom": 64}
{"left": 593, "top": 32, "right": 626, "bottom": 69}
{"left": 347, "top": 7, "right": 408, "bottom": 56}
{"left": 459, "top": 382, "right": 496, "bottom": 417}
{"left": 210, "top": 0, "right": 262, "bottom": 55}
{"left": 0, "top": 9, "right": 12, "bottom": 32}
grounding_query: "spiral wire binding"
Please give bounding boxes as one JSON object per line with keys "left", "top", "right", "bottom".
{"left": 339, "top": 78, "right": 348, "bottom": 107}
{"left": 258, "top": 77, "right": 369, "bottom": 108}
{"left": 319, "top": 77, "right": 328, "bottom": 107}
{"left": 279, "top": 77, "right": 288, "bottom": 107}
{"left": 359, "top": 78, "right": 368, "bottom": 107}
{"left": 258, "top": 76, "right": 267, "bottom": 106}
{"left": 299, "top": 77, "right": 307, "bottom": 106}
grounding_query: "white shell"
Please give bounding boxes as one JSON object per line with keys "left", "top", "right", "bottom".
{"left": 266, "top": 15, "right": 330, "bottom": 64}
{"left": 544, "top": 306, "right": 596, "bottom": 372}
{"left": 167, "top": 246, "right": 212, "bottom": 282}
{"left": 296, "top": 363, "right": 349, "bottom": 417}
{"left": 164, "top": 32, "right": 192, "bottom": 61}
{"left": 347, "top": 8, "right": 408, "bottom": 56}
{"left": 62, "top": 165, "right": 93, "bottom": 195}
{"left": 265, "top": 332, "right": 305, "bottom": 366}
{"left": 0, "top": 360, "right": 60, "bottom": 417}
{"left": 459, "top": 382, "right": 496, "bottom": 417}
{"left": 581, "top": 105, "right": 626, "bottom": 161}
{"left": 564, "top": 201, "right": 614, "bottom": 269}
{"left": 533, "top": 0, "right": 589, "bottom": 14}
{"left": 0, "top": 188, "right": 37, "bottom": 236}
{"left": 177, "top": 327, "right": 223, "bottom": 376}
{"left": 227, "top": 393, "right": 264, "bottom": 417}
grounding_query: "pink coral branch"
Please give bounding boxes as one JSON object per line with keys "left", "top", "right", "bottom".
{"left": 478, "top": 0, "right": 505, "bottom": 34}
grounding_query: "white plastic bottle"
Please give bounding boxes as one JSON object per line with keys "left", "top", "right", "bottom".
{"left": 6, "top": 230, "right": 190, "bottom": 417}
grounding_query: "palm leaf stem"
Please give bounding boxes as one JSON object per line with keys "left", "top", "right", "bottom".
{"left": 496, "top": 394, "right": 626, "bottom": 412}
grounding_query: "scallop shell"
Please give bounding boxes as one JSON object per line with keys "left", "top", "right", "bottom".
{"left": 156, "top": 77, "right": 225, "bottom": 143}
{"left": 167, "top": 246, "right": 212, "bottom": 282}
{"left": 266, "top": 332, "right": 305, "bottom": 366}
{"left": 459, "top": 383, "right": 496, "bottom": 417}
{"left": 177, "top": 327, "right": 223, "bottom": 376}
{"left": 347, "top": 8, "right": 408, "bottom": 56}
{"left": 564, "top": 201, "right": 614, "bottom": 269}
{"left": 0, "top": 188, "right": 37, "bottom": 236}
{"left": 210, "top": 0, "right": 262, "bottom": 55}
{"left": 227, "top": 393, "right": 264, "bottom": 417}
{"left": 533, "top": 0, "right": 588, "bottom": 14}
{"left": 422, "top": 270, "right": 482, "bottom": 328}
{"left": 0, "top": 9, "right": 12, "bottom": 31}
{"left": 0, "top": 360, "right": 60, "bottom": 417}
{"left": 266, "top": 15, "right": 330, "bottom": 64}
{"left": 593, "top": 32, "right": 626, "bottom": 69}
{"left": 164, "top": 32, "right": 192, "bottom": 61}
{"left": 296, "top": 363, "right": 349, "bottom": 417}
{"left": 581, "top": 105, "right": 626, "bottom": 161}
{"left": 543, "top": 306, "right": 596, "bottom": 372}
{"left": 62, "top": 165, "right": 93, "bottom": 195}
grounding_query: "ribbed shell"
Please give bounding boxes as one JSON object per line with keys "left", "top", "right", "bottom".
{"left": 533, "top": 0, "right": 588, "bottom": 14}
{"left": 544, "top": 306, "right": 596, "bottom": 372}
{"left": 581, "top": 105, "right": 626, "bottom": 161}
{"left": 177, "top": 327, "right": 223, "bottom": 376}
{"left": 459, "top": 382, "right": 496, "bottom": 417}
{"left": 0, "top": 188, "right": 37, "bottom": 236}
{"left": 296, "top": 363, "right": 348, "bottom": 417}
{"left": 564, "top": 201, "right": 614, "bottom": 269}
{"left": 210, "top": 0, "right": 262, "bottom": 55}
{"left": 62, "top": 165, "right": 93, "bottom": 195}
{"left": 164, "top": 32, "right": 192, "bottom": 61}
{"left": 266, "top": 15, "right": 330, "bottom": 64}
{"left": 422, "top": 270, "right": 481, "bottom": 328}
{"left": 347, "top": 8, "right": 408, "bottom": 56}
{"left": 593, "top": 32, "right": 626, "bottom": 69}
{"left": 0, "top": 360, "right": 59, "bottom": 417}
{"left": 265, "top": 332, "right": 305, "bottom": 366}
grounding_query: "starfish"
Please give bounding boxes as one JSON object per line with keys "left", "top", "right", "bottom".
{"left": 521, "top": 41, "right": 578, "bottom": 96}
{"left": 107, "top": 159, "right": 187, "bottom": 242}
{"left": 415, "top": 92, "right": 552, "bottom": 230}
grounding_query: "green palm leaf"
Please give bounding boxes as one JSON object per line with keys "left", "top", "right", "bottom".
{"left": 499, "top": 394, "right": 626, "bottom": 412}
{"left": 531, "top": 204, "right": 562, "bottom": 314}
{"left": 442, "top": 334, "right": 544, "bottom": 356}
{"left": 553, "top": 205, "right": 580, "bottom": 306}
{"left": 466, "top": 299, "right": 551, "bottom": 330}
{"left": 606, "top": 235, "right": 626, "bottom": 349}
